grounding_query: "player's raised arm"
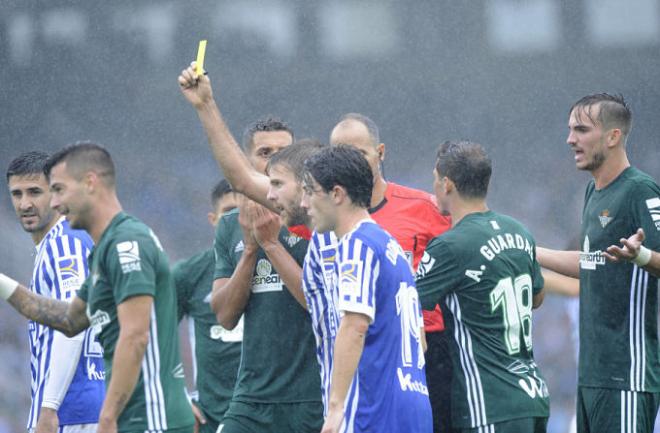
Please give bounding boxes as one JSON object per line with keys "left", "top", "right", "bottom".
{"left": 178, "top": 61, "right": 273, "bottom": 210}
{"left": 0, "top": 275, "right": 90, "bottom": 337}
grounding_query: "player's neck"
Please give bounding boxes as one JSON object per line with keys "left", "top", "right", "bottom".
{"left": 370, "top": 176, "right": 388, "bottom": 208}
{"left": 88, "top": 195, "right": 123, "bottom": 244}
{"left": 450, "top": 198, "right": 488, "bottom": 227}
{"left": 591, "top": 152, "right": 630, "bottom": 190}
{"left": 335, "top": 207, "right": 371, "bottom": 238}
{"left": 31, "top": 212, "right": 62, "bottom": 245}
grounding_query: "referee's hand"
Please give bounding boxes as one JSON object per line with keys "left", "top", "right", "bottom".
{"left": 178, "top": 61, "right": 214, "bottom": 109}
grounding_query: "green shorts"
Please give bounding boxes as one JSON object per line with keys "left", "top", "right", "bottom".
{"left": 218, "top": 400, "right": 323, "bottom": 433}
{"left": 577, "top": 386, "right": 660, "bottom": 433}
{"left": 457, "top": 417, "right": 547, "bottom": 433}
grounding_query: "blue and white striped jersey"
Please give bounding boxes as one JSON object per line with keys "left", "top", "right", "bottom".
{"left": 302, "top": 230, "right": 338, "bottom": 414}
{"left": 306, "top": 220, "right": 432, "bottom": 433}
{"left": 28, "top": 217, "right": 105, "bottom": 429}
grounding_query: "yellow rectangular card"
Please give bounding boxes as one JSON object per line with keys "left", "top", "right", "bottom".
{"left": 196, "top": 40, "right": 207, "bottom": 75}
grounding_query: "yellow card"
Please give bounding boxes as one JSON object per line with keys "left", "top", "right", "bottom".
{"left": 196, "top": 40, "right": 207, "bottom": 75}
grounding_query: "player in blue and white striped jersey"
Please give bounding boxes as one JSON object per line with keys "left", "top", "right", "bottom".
{"left": 301, "top": 146, "right": 432, "bottom": 433}
{"left": 302, "top": 230, "right": 338, "bottom": 413}
{"left": 6, "top": 152, "right": 105, "bottom": 433}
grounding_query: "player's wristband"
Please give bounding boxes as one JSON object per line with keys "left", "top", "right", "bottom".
{"left": 0, "top": 273, "right": 19, "bottom": 300}
{"left": 632, "top": 246, "right": 652, "bottom": 267}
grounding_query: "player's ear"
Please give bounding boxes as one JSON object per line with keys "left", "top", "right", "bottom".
{"left": 376, "top": 143, "right": 385, "bottom": 161}
{"left": 444, "top": 177, "right": 455, "bottom": 194}
{"left": 331, "top": 185, "right": 345, "bottom": 204}
{"left": 207, "top": 212, "right": 218, "bottom": 227}
{"left": 606, "top": 128, "right": 622, "bottom": 148}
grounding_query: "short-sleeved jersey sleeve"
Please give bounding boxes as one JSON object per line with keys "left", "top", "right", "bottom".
{"left": 214, "top": 215, "right": 236, "bottom": 280}
{"left": 46, "top": 234, "right": 91, "bottom": 302}
{"left": 631, "top": 182, "right": 660, "bottom": 251}
{"left": 531, "top": 250, "right": 544, "bottom": 296}
{"left": 415, "top": 238, "right": 461, "bottom": 310}
{"left": 105, "top": 234, "right": 159, "bottom": 304}
{"left": 336, "top": 238, "right": 378, "bottom": 323}
{"left": 172, "top": 260, "right": 191, "bottom": 321}
{"left": 76, "top": 276, "right": 90, "bottom": 303}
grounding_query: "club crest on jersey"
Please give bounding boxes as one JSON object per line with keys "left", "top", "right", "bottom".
{"left": 646, "top": 197, "right": 660, "bottom": 230}
{"left": 579, "top": 236, "right": 605, "bottom": 270}
{"left": 286, "top": 234, "right": 302, "bottom": 247}
{"left": 116, "top": 241, "right": 141, "bottom": 273}
{"left": 57, "top": 256, "right": 84, "bottom": 289}
{"left": 598, "top": 209, "right": 613, "bottom": 228}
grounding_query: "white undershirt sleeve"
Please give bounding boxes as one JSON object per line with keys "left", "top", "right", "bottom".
{"left": 41, "top": 330, "right": 84, "bottom": 410}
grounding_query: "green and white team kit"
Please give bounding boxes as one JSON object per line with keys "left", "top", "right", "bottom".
{"left": 416, "top": 210, "right": 549, "bottom": 429}
{"left": 213, "top": 209, "right": 321, "bottom": 404}
{"left": 173, "top": 248, "right": 242, "bottom": 429}
{"left": 79, "top": 212, "right": 194, "bottom": 432}
{"left": 578, "top": 167, "right": 660, "bottom": 392}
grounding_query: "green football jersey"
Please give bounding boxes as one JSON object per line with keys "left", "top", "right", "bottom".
{"left": 77, "top": 212, "right": 194, "bottom": 432}
{"left": 213, "top": 209, "right": 321, "bottom": 404}
{"left": 578, "top": 167, "right": 660, "bottom": 391}
{"left": 415, "top": 210, "right": 549, "bottom": 428}
{"left": 173, "top": 248, "right": 241, "bottom": 424}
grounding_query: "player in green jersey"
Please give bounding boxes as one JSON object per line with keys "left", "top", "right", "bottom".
{"left": 0, "top": 142, "right": 195, "bottom": 433}
{"left": 179, "top": 67, "right": 322, "bottom": 432}
{"left": 415, "top": 141, "right": 549, "bottom": 433}
{"left": 172, "top": 179, "right": 240, "bottom": 433}
{"left": 538, "top": 94, "right": 660, "bottom": 433}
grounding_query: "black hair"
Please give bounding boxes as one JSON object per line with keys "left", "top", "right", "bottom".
{"left": 266, "top": 140, "right": 327, "bottom": 181}
{"left": 6, "top": 151, "right": 50, "bottom": 182}
{"left": 44, "top": 141, "right": 115, "bottom": 187}
{"left": 303, "top": 145, "right": 373, "bottom": 208}
{"left": 569, "top": 93, "right": 632, "bottom": 138}
{"left": 211, "top": 179, "right": 233, "bottom": 207}
{"left": 435, "top": 140, "right": 491, "bottom": 199}
{"left": 241, "top": 116, "right": 294, "bottom": 151}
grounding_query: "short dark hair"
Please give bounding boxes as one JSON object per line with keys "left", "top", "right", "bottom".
{"left": 303, "top": 145, "right": 373, "bottom": 208}
{"left": 6, "top": 151, "right": 50, "bottom": 182}
{"left": 211, "top": 179, "right": 233, "bottom": 207}
{"left": 241, "top": 116, "right": 294, "bottom": 151}
{"left": 337, "top": 113, "right": 380, "bottom": 146}
{"left": 44, "top": 141, "right": 116, "bottom": 187}
{"left": 435, "top": 140, "right": 491, "bottom": 199}
{"left": 266, "top": 140, "right": 327, "bottom": 182}
{"left": 570, "top": 93, "right": 632, "bottom": 138}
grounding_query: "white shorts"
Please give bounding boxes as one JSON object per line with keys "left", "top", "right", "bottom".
{"left": 29, "top": 423, "right": 98, "bottom": 433}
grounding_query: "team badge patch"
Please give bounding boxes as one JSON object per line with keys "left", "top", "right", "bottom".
{"left": 339, "top": 261, "right": 362, "bottom": 299}
{"left": 57, "top": 256, "right": 84, "bottom": 290}
{"left": 598, "top": 209, "right": 612, "bottom": 228}
{"left": 646, "top": 197, "right": 660, "bottom": 230}
{"left": 116, "top": 241, "right": 141, "bottom": 273}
